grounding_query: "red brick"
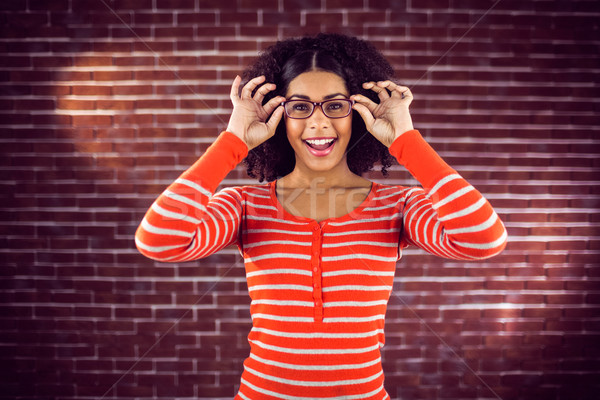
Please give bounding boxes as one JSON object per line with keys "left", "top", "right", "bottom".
{"left": 111, "top": 84, "right": 152, "bottom": 95}
{"left": 70, "top": 115, "right": 112, "bottom": 127}
{"left": 546, "top": 266, "right": 586, "bottom": 278}
{"left": 485, "top": 334, "right": 523, "bottom": 346}
{"left": 486, "top": 280, "right": 524, "bottom": 291}
{"left": 56, "top": 99, "right": 96, "bottom": 110}
{"left": 157, "top": 113, "right": 197, "bottom": 124}
{"left": 442, "top": 281, "right": 484, "bottom": 291}
{"left": 304, "top": 12, "right": 344, "bottom": 26}
{"left": 97, "top": 99, "right": 135, "bottom": 110}
{"left": 546, "top": 294, "right": 585, "bottom": 305}
{"left": 505, "top": 320, "right": 545, "bottom": 332}
{"left": 155, "top": 27, "right": 194, "bottom": 37}
{"left": 136, "top": 99, "right": 177, "bottom": 109}
{"left": 93, "top": 70, "right": 133, "bottom": 81}
{"left": 72, "top": 85, "right": 112, "bottom": 95}
{"left": 483, "top": 308, "right": 521, "bottom": 319}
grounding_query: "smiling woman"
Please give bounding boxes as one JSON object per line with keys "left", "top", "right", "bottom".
{"left": 134, "top": 33, "right": 508, "bottom": 399}
{"left": 242, "top": 36, "right": 397, "bottom": 183}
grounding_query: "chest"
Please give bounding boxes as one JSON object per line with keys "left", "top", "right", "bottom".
{"left": 276, "top": 186, "right": 371, "bottom": 223}
{"left": 240, "top": 215, "right": 402, "bottom": 321}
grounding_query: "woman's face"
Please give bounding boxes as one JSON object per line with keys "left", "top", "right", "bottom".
{"left": 284, "top": 70, "right": 353, "bottom": 175}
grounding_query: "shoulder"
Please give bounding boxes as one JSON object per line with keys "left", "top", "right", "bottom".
{"left": 371, "top": 181, "right": 413, "bottom": 199}
{"left": 216, "top": 182, "right": 271, "bottom": 200}
{"left": 371, "top": 181, "right": 429, "bottom": 206}
{"left": 209, "top": 184, "right": 272, "bottom": 215}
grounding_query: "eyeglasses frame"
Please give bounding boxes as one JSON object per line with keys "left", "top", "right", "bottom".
{"left": 280, "top": 98, "right": 355, "bottom": 119}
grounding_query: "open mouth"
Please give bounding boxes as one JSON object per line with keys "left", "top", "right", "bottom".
{"left": 304, "top": 138, "right": 337, "bottom": 156}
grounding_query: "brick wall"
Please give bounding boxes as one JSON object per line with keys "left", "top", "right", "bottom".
{"left": 1, "top": 0, "right": 599, "bottom": 399}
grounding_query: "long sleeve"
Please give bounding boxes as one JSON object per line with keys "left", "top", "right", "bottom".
{"left": 135, "top": 132, "right": 248, "bottom": 262}
{"left": 389, "top": 130, "right": 507, "bottom": 260}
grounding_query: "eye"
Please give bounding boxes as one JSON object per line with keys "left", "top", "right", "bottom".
{"left": 324, "top": 100, "right": 350, "bottom": 115}
{"left": 325, "top": 101, "right": 345, "bottom": 111}
{"left": 292, "top": 102, "right": 311, "bottom": 112}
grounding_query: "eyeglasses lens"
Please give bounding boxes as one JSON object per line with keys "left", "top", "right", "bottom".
{"left": 285, "top": 100, "right": 351, "bottom": 119}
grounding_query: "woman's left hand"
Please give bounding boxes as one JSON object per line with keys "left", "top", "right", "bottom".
{"left": 351, "top": 81, "right": 414, "bottom": 148}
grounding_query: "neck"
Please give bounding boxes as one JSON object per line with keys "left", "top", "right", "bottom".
{"left": 280, "top": 160, "right": 366, "bottom": 189}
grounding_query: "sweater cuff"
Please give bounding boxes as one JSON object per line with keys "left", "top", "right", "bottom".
{"left": 183, "top": 131, "right": 248, "bottom": 193}
{"left": 388, "top": 130, "right": 456, "bottom": 191}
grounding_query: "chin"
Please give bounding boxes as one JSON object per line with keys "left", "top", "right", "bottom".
{"left": 304, "top": 156, "right": 347, "bottom": 173}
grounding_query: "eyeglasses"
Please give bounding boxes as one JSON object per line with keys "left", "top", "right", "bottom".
{"left": 281, "top": 99, "right": 354, "bottom": 119}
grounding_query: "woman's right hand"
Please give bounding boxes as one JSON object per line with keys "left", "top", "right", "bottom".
{"left": 226, "top": 75, "right": 285, "bottom": 151}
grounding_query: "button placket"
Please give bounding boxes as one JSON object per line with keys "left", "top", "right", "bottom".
{"left": 310, "top": 223, "right": 323, "bottom": 322}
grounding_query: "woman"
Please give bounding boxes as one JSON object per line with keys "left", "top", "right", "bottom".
{"left": 136, "top": 33, "right": 507, "bottom": 400}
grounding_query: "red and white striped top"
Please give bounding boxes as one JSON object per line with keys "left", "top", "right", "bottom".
{"left": 135, "top": 130, "right": 507, "bottom": 399}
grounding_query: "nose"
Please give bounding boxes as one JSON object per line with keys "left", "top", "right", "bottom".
{"left": 307, "top": 104, "right": 331, "bottom": 129}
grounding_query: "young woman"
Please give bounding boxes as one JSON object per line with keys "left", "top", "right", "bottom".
{"left": 136, "top": 33, "right": 507, "bottom": 400}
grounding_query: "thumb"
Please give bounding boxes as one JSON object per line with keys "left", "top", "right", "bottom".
{"left": 266, "top": 106, "right": 284, "bottom": 136}
{"left": 352, "top": 102, "right": 375, "bottom": 130}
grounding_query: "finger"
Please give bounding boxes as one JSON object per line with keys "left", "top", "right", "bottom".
{"left": 351, "top": 94, "right": 378, "bottom": 114}
{"left": 398, "top": 86, "right": 414, "bottom": 106}
{"left": 351, "top": 102, "right": 375, "bottom": 129}
{"left": 378, "top": 80, "right": 397, "bottom": 90}
{"left": 362, "top": 81, "right": 376, "bottom": 90}
{"left": 263, "top": 95, "right": 285, "bottom": 116}
{"left": 253, "top": 82, "right": 276, "bottom": 104}
{"left": 378, "top": 81, "right": 404, "bottom": 98}
{"left": 399, "top": 86, "right": 413, "bottom": 99}
{"left": 241, "top": 75, "right": 266, "bottom": 99}
{"left": 265, "top": 106, "right": 285, "bottom": 136}
{"left": 230, "top": 75, "right": 242, "bottom": 102}
{"left": 363, "top": 81, "right": 389, "bottom": 101}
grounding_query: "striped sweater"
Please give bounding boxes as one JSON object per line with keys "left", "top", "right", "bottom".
{"left": 135, "top": 130, "right": 507, "bottom": 399}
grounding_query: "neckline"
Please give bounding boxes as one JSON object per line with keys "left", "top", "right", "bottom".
{"left": 269, "top": 180, "right": 378, "bottom": 224}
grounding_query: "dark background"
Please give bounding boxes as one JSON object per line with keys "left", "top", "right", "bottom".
{"left": 1, "top": 0, "right": 599, "bottom": 399}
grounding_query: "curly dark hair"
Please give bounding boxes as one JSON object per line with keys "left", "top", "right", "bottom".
{"left": 241, "top": 33, "right": 396, "bottom": 182}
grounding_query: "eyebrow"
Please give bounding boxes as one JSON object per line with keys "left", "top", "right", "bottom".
{"left": 288, "top": 92, "right": 348, "bottom": 100}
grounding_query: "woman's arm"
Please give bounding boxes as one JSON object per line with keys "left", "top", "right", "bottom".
{"left": 135, "top": 75, "right": 285, "bottom": 262}
{"left": 134, "top": 132, "right": 247, "bottom": 262}
{"left": 390, "top": 130, "right": 507, "bottom": 260}
{"left": 352, "top": 82, "right": 507, "bottom": 260}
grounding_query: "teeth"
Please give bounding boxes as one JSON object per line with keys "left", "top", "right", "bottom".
{"left": 305, "top": 138, "right": 334, "bottom": 146}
